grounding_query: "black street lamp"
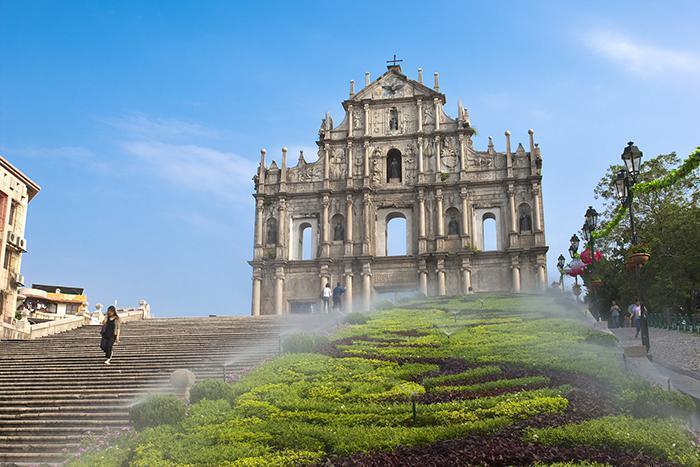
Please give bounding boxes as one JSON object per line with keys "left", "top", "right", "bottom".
{"left": 557, "top": 254, "right": 566, "bottom": 292}
{"left": 569, "top": 234, "right": 580, "bottom": 258}
{"left": 585, "top": 206, "right": 599, "bottom": 231}
{"left": 615, "top": 141, "right": 649, "bottom": 350}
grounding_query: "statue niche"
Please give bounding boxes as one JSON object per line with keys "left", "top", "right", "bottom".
{"left": 389, "top": 108, "right": 399, "bottom": 131}
{"left": 518, "top": 203, "right": 532, "bottom": 233}
{"left": 266, "top": 217, "right": 278, "bottom": 245}
{"left": 332, "top": 214, "right": 345, "bottom": 241}
{"left": 446, "top": 207, "right": 460, "bottom": 236}
{"left": 386, "top": 148, "right": 402, "bottom": 183}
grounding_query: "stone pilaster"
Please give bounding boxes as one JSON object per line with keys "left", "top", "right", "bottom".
{"left": 433, "top": 97, "right": 440, "bottom": 131}
{"left": 321, "top": 195, "right": 330, "bottom": 257}
{"left": 437, "top": 257, "right": 446, "bottom": 296}
{"left": 251, "top": 269, "right": 262, "bottom": 316}
{"left": 344, "top": 266, "right": 354, "bottom": 312}
{"left": 276, "top": 198, "right": 287, "bottom": 260}
{"left": 363, "top": 141, "right": 370, "bottom": 187}
{"left": 417, "top": 188, "right": 427, "bottom": 254}
{"left": 417, "top": 99, "right": 423, "bottom": 132}
{"left": 361, "top": 262, "right": 372, "bottom": 311}
{"left": 363, "top": 103, "right": 370, "bottom": 137}
{"left": 274, "top": 266, "right": 285, "bottom": 315}
{"left": 345, "top": 194, "right": 354, "bottom": 256}
{"left": 459, "top": 188, "right": 471, "bottom": 249}
{"left": 511, "top": 256, "right": 521, "bottom": 293}
{"left": 533, "top": 183, "right": 545, "bottom": 245}
{"left": 254, "top": 198, "right": 264, "bottom": 259}
{"left": 435, "top": 188, "right": 445, "bottom": 251}
{"left": 362, "top": 192, "right": 371, "bottom": 256}
{"left": 507, "top": 184, "right": 519, "bottom": 249}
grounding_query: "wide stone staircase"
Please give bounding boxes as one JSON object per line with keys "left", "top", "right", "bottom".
{"left": 0, "top": 316, "right": 284, "bottom": 465}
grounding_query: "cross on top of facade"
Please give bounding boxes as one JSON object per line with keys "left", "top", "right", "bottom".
{"left": 386, "top": 54, "right": 403, "bottom": 67}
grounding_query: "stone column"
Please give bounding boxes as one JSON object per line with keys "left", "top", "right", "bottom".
{"left": 435, "top": 188, "right": 445, "bottom": 251}
{"left": 505, "top": 130, "right": 513, "bottom": 178}
{"left": 276, "top": 199, "right": 287, "bottom": 259}
{"left": 434, "top": 97, "right": 440, "bottom": 131}
{"left": 362, "top": 192, "right": 371, "bottom": 256}
{"left": 251, "top": 273, "right": 262, "bottom": 316}
{"left": 344, "top": 270, "right": 353, "bottom": 312}
{"left": 507, "top": 185, "right": 518, "bottom": 249}
{"left": 345, "top": 194, "right": 353, "bottom": 256}
{"left": 532, "top": 183, "right": 545, "bottom": 246}
{"left": 537, "top": 264, "right": 546, "bottom": 291}
{"left": 321, "top": 195, "right": 330, "bottom": 257}
{"left": 437, "top": 258, "right": 446, "bottom": 296}
{"left": 363, "top": 141, "right": 370, "bottom": 186}
{"left": 435, "top": 136, "right": 442, "bottom": 174}
{"left": 417, "top": 99, "right": 423, "bottom": 132}
{"left": 417, "top": 189, "right": 427, "bottom": 254}
{"left": 462, "top": 268, "right": 472, "bottom": 294}
{"left": 346, "top": 142, "right": 353, "bottom": 179}
{"left": 274, "top": 267, "right": 285, "bottom": 315}
{"left": 460, "top": 189, "right": 470, "bottom": 248}
{"left": 417, "top": 136, "right": 424, "bottom": 175}
{"left": 280, "top": 147, "right": 287, "bottom": 191}
{"left": 361, "top": 263, "right": 372, "bottom": 311}
{"left": 254, "top": 198, "right": 264, "bottom": 259}
{"left": 258, "top": 148, "right": 267, "bottom": 191}
{"left": 418, "top": 271, "right": 428, "bottom": 296}
{"left": 348, "top": 105, "right": 354, "bottom": 137}
{"left": 458, "top": 134, "right": 466, "bottom": 176}
{"left": 511, "top": 260, "right": 521, "bottom": 293}
{"left": 363, "top": 103, "right": 370, "bottom": 137}
{"left": 323, "top": 144, "right": 330, "bottom": 186}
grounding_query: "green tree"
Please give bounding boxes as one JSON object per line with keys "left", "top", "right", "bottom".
{"left": 589, "top": 152, "right": 699, "bottom": 317}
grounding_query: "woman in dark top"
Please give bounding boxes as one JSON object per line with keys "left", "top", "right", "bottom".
{"left": 100, "top": 306, "right": 121, "bottom": 365}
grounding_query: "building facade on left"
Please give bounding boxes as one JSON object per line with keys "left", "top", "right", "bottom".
{"left": 0, "top": 156, "right": 40, "bottom": 323}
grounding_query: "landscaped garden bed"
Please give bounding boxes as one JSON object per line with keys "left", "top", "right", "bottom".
{"left": 69, "top": 294, "right": 699, "bottom": 466}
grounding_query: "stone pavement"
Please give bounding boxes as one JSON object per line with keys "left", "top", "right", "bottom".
{"left": 611, "top": 327, "right": 700, "bottom": 376}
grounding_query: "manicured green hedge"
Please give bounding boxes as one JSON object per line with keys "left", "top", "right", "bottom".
{"left": 129, "top": 395, "right": 186, "bottom": 431}
{"left": 189, "top": 378, "right": 235, "bottom": 404}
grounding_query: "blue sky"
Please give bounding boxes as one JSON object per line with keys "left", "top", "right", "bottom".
{"left": 1, "top": 1, "right": 698, "bottom": 316}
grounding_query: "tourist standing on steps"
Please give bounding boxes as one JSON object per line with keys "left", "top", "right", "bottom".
{"left": 321, "top": 283, "right": 332, "bottom": 313}
{"left": 100, "top": 306, "right": 121, "bottom": 365}
{"left": 610, "top": 301, "right": 621, "bottom": 328}
{"left": 332, "top": 282, "right": 346, "bottom": 312}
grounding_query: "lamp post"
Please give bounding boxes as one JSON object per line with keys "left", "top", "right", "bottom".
{"left": 569, "top": 234, "right": 582, "bottom": 302}
{"left": 557, "top": 254, "right": 566, "bottom": 293}
{"left": 614, "top": 141, "right": 649, "bottom": 351}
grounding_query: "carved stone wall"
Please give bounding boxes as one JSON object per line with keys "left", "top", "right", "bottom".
{"left": 249, "top": 65, "right": 548, "bottom": 315}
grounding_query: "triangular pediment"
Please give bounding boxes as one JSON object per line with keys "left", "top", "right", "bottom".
{"left": 348, "top": 68, "right": 442, "bottom": 103}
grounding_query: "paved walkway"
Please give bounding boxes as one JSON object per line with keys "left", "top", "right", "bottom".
{"left": 611, "top": 327, "right": 700, "bottom": 376}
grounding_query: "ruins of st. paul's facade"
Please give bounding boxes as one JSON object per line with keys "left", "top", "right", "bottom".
{"left": 249, "top": 63, "right": 548, "bottom": 315}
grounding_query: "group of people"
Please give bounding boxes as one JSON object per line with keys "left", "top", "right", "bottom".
{"left": 609, "top": 299, "right": 645, "bottom": 338}
{"left": 321, "top": 282, "right": 346, "bottom": 313}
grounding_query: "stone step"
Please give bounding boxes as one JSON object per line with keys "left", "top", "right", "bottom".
{"left": 0, "top": 441, "right": 82, "bottom": 454}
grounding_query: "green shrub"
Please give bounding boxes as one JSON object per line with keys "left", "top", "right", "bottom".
{"left": 281, "top": 333, "right": 329, "bottom": 353}
{"left": 344, "top": 311, "right": 369, "bottom": 325}
{"left": 526, "top": 415, "right": 700, "bottom": 467}
{"left": 189, "top": 378, "right": 235, "bottom": 404}
{"left": 619, "top": 385, "right": 696, "bottom": 418}
{"left": 583, "top": 330, "right": 617, "bottom": 347}
{"left": 129, "top": 395, "right": 187, "bottom": 431}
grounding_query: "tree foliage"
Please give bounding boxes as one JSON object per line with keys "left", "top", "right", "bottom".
{"left": 587, "top": 152, "right": 699, "bottom": 316}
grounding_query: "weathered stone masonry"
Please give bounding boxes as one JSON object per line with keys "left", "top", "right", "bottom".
{"left": 249, "top": 64, "right": 548, "bottom": 315}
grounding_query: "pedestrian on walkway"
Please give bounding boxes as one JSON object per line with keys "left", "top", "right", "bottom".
{"left": 100, "top": 306, "right": 121, "bottom": 365}
{"left": 610, "top": 301, "right": 620, "bottom": 328}
{"left": 632, "top": 299, "right": 643, "bottom": 338}
{"left": 332, "top": 282, "right": 346, "bottom": 312}
{"left": 321, "top": 283, "right": 332, "bottom": 313}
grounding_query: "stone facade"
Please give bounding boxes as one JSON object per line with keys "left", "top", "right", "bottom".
{"left": 249, "top": 64, "right": 548, "bottom": 315}
{"left": 0, "top": 156, "right": 40, "bottom": 322}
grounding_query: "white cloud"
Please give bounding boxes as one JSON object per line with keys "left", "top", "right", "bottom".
{"left": 122, "top": 140, "right": 256, "bottom": 202}
{"left": 106, "top": 114, "right": 221, "bottom": 140}
{"left": 583, "top": 30, "right": 700, "bottom": 77}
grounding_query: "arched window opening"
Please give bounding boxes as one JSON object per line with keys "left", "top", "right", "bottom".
{"left": 386, "top": 148, "right": 402, "bottom": 182}
{"left": 389, "top": 108, "right": 399, "bottom": 131}
{"left": 386, "top": 214, "right": 407, "bottom": 256}
{"left": 266, "top": 218, "right": 278, "bottom": 245}
{"left": 298, "top": 223, "right": 314, "bottom": 260}
{"left": 482, "top": 213, "right": 497, "bottom": 251}
{"left": 446, "top": 207, "right": 460, "bottom": 236}
{"left": 518, "top": 203, "right": 532, "bottom": 232}
{"left": 331, "top": 214, "right": 345, "bottom": 242}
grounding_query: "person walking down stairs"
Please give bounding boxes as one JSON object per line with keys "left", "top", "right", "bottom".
{"left": 100, "top": 306, "right": 121, "bottom": 364}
